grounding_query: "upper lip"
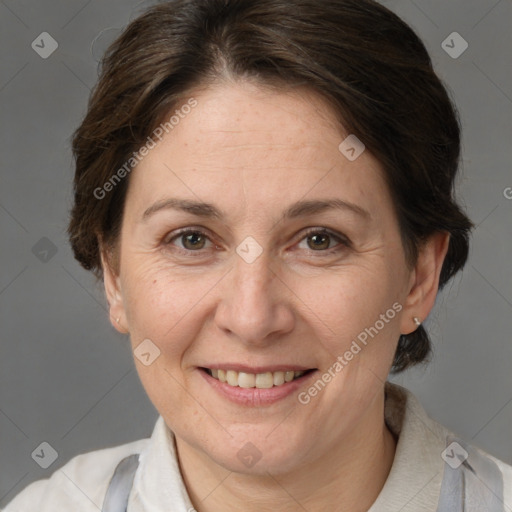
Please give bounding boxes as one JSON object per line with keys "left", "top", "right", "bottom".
{"left": 199, "top": 364, "right": 316, "bottom": 373}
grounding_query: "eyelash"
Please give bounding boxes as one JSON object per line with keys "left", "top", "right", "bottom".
{"left": 163, "top": 227, "right": 350, "bottom": 257}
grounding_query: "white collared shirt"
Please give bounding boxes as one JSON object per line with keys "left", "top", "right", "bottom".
{"left": 4, "top": 383, "right": 511, "bottom": 511}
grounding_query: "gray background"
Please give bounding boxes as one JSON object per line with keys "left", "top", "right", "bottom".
{"left": 0, "top": 0, "right": 511, "bottom": 506}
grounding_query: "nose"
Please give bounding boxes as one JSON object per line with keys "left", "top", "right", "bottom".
{"left": 214, "top": 248, "right": 295, "bottom": 347}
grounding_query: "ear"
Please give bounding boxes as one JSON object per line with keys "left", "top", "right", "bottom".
{"left": 400, "top": 231, "right": 450, "bottom": 335}
{"left": 100, "top": 245, "right": 129, "bottom": 334}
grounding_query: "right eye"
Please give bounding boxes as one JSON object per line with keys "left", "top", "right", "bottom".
{"left": 164, "top": 228, "right": 215, "bottom": 254}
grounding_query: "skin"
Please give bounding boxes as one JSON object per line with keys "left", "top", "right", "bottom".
{"left": 102, "top": 79, "right": 449, "bottom": 512}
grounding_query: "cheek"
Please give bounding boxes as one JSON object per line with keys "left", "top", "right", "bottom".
{"left": 119, "top": 257, "right": 175, "bottom": 338}
{"left": 293, "top": 261, "right": 402, "bottom": 357}
{"left": 120, "top": 258, "right": 218, "bottom": 350}
{"left": 305, "top": 265, "right": 395, "bottom": 320}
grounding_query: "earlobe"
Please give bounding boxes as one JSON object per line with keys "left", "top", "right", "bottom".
{"left": 100, "top": 246, "right": 128, "bottom": 334}
{"left": 400, "top": 232, "right": 450, "bottom": 335}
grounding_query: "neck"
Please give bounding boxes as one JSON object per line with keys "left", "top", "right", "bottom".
{"left": 175, "top": 392, "right": 396, "bottom": 512}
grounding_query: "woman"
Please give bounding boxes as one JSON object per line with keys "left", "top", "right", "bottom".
{"left": 5, "top": 0, "right": 511, "bottom": 510}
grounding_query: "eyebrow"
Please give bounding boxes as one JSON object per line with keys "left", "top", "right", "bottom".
{"left": 141, "top": 198, "right": 370, "bottom": 222}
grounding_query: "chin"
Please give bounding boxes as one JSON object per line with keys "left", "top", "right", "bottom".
{"left": 201, "top": 429, "right": 310, "bottom": 476}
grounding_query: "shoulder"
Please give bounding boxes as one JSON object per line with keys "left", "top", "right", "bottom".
{"left": 382, "top": 383, "right": 512, "bottom": 510}
{"left": 3, "top": 437, "right": 149, "bottom": 512}
{"left": 492, "top": 453, "right": 512, "bottom": 483}
{"left": 487, "top": 451, "right": 512, "bottom": 507}
{"left": 444, "top": 441, "right": 512, "bottom": 510}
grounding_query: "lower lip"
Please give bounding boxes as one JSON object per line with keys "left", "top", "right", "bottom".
{"left": 199, "top": 369, "right": 317, "bottom": 406}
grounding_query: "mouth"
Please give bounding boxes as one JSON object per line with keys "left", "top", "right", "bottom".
{"left": 201, "top": 367, "right": 315, "bottom": 389}
{"left": 198, "top": 365, "right": 318, "bottom": 406}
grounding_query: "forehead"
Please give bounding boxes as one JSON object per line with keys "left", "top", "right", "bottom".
{"left": 125, "top": 80, "right": 391, "bottom": 221}
{"left": 189, "top": 82, "right": 350, "bottom": 167}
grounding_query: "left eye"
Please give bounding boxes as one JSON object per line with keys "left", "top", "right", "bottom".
{"left": 297, "top": 229, "right": 347, "bottom": 252}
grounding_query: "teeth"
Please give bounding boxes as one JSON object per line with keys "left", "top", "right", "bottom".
{"left": 255, "top": 372, "right": 273, "bottom": 389}
{"left": 207, "top": 368, "right": 306, "bottom": 388}
{"left": 226, "top": 370, "right": 238, "bottom": 386}
{"left": 273, "top": 371, "right": 285, "bottom": 386}
{"left": 238, "top": 372, "right": 256, "bottom": 388}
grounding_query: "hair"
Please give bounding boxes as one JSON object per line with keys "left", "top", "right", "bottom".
{"left": 68, "top": 0, "right": 473, "bottom": 373}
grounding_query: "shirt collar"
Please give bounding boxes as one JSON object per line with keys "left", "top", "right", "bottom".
{"left": 368, "top": 382, "right": 446, "bottom": 511}
{"left": 130, "top": 415, "right": 195, "bottom": 512}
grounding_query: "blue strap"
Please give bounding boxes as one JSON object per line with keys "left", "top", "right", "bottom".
{"left": 102, "top": 454, "right": 140, "bottom": 512}
{"left": 437, "top": 435, "right": 505, "bottom": 511}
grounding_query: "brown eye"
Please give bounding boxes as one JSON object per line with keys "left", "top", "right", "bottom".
{"left": 165, "top": 229, "right": 213, "bottom": 252}
{"left": 297, "top": 228, "right": 349, "bottom": 254}
{"left": 180, "top": 231, "right": 207, "bottom": 250}
{"left": 306, "top": 232, "right": 332, "bottom": 250}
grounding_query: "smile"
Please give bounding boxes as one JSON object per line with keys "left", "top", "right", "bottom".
{"left": 204, "top": 368, "right": 310, "bottom": 389}
{"left": 199, "top": 366, "right": 318, "bottom": 406}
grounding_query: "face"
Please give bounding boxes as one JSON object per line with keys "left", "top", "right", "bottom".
{"left": 104, "top": 80, "right": 443, "bottom": 475}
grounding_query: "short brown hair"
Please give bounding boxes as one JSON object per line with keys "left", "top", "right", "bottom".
{"left": 68, "top": 0, "right": 473, "bottom": 373}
